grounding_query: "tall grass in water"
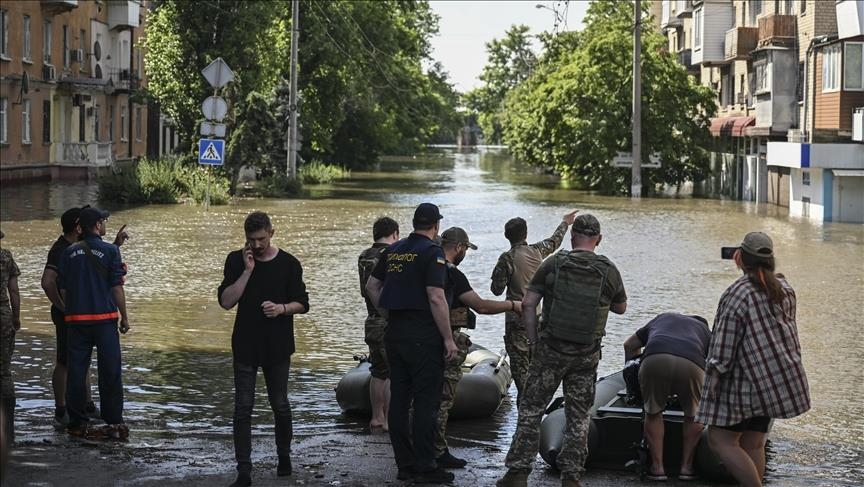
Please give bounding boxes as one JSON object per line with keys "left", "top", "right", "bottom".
{"left": 98, "top": 158, "right": 230, "bottom": 205}
{"left": 300, "top": 160, "right": 351, "bottom": 185}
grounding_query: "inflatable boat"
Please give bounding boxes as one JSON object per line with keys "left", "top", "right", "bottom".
{"left": 335, "top": 343, "right": 512, "bottom": 420}
{"left": 538, "top": 370, "right": 766, "bottom": 481}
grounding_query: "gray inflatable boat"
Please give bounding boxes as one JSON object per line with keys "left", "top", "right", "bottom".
{"left": 335, "top": 343, "right": 512, "bottom": 420}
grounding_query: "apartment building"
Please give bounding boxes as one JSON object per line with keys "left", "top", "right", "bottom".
{"left": 660, "top": 0, "right": 863, "bottom": 223}
{"left": 0, "top": 0, "right": 148, "bottom": 182}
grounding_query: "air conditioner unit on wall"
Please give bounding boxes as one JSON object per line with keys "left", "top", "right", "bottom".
{"left": 853, "top": 108, "right": 863, "bottom": 142}
{"left": 42, "top": 64, "right": 56, "bottom": 81}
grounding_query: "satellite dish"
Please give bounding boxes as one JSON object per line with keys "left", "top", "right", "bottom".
{"left": 21, "top": 72, "right": 29, "bottom": 94}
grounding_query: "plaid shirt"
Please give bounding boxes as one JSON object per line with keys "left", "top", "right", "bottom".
{"left": 696, "top": 275, "right": 810, "bottom": 426}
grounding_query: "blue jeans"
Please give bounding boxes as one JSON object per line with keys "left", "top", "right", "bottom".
{"left": 233, "top": 360, "right": 293, "bottom": 474}
{"left": 66, "top": 322, "right": 123, "bottom": 427}
{"left": 386, "top": 339, "right": 444, "bottom": 473}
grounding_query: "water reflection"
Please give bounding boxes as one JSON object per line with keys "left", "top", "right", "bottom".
{"left": 1, "top": 148, "right": 862, "bottom": 484}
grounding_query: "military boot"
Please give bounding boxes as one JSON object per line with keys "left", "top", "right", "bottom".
{"left": 496, "top": 469, "right": 529, "bottom": 487}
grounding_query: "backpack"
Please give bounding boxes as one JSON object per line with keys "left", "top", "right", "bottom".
{"left": 543, "top": 250, "right": 612, "bottom": 345}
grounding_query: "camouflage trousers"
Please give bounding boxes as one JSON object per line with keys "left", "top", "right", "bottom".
{"left": 0, "top": 306, "right": 15, "bottom": 401}
{"left": 364, "top": 316, "right": 389, "bottom": 380}
{"left": 504, "top": 313, "right": 532, "bottom": 403}
{"left": 504, "top": 338, "right": 601, "bottom": 479}
{"left": 434, "top": 330, "right": 471, "bottom": 456}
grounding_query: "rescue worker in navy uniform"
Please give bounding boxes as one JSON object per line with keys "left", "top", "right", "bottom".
{"left": 366, "top": 203, "right": 458, "bottom": 484}
{"left": 497, "top": 213, "right": 627, "bottom": 487}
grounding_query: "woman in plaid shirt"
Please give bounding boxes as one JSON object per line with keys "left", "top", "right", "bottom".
{"left": 697, "top": 232, "right": 810, "bottom": 487}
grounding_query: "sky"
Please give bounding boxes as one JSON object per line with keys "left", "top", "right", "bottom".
{"left": 429, "top": 1, "right": 589, "bottom": 93}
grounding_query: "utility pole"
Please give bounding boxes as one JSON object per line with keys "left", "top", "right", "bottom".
{"left": 631, "top": 0, "right": 642, "bottom": 199}
{"left": 287, "top": 0, "right": 300, "bottom": 180}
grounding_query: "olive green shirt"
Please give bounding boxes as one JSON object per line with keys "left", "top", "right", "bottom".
{"left": 490, "top": 221, "right": 569, "bottom": 301}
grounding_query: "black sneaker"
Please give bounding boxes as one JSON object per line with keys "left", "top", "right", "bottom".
{"left": 412, "top": 467, "right": 455, "bottom": 484}
{"left": 228, "top": 472, "right": 251, "bottom": 487}
{"left": 436, "top": 449, "right": 467, "bottom": 469}
{"left": 85, "top": 401, "right": 101, "bottom": 419}
{"left": 397, "top": 467, "right": 413, "bottom": 480}
{"left": 277, "top": 455, "right": 292, "bottom": 476}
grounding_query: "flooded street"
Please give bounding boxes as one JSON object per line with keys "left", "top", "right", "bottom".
{"left": 1, "top": 148, "right": 862, "bottom": 485}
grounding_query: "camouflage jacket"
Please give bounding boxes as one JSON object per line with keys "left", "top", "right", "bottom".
{"left": 0, "top": 248, "right": 21, "bottom": 308}
{"left": 490, "top": 221, "right": 568, "bottom": 301}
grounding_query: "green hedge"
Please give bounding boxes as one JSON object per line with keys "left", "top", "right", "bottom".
{"left": 300, "top": 160, "right": 351, "bottom": 185}
{"left": 98, "top": 158, "right": 231, "bottom": 205}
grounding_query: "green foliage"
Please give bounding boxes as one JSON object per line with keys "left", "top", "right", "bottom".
{"left": 465, "top": 25, "right": 538, "bottom": 144}
{"left": 300, "top": 160, "right": 351, "bottom": 185}
{"left": 257, "top": 174, "right": 303, "bottom": 198}
{"left": 98, "top": 158, "right": 231, "bottom": 205}
{"left": 499, "top": 0, "right": 717, "bottom": 194}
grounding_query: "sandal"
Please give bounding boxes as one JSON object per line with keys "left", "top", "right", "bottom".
{"left": 678, "top": 473, "right": 699, "bottom": 481}
{"left": 645, "top": 472, "right": 668, "bottom": 481}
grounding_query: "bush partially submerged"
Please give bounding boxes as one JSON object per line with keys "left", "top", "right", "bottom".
{"left": 98, "top": 158, "right": 231, "bottom": 205}
{"left": 300, "top": 160, "right": 351, "bottom": 185}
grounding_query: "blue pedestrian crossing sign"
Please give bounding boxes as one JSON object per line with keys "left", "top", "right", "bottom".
{"left": 198, "top": 138, "right": 225, "bottom": 165}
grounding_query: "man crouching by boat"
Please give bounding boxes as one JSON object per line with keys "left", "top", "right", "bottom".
{"left": 623, "top": 313, "right": 711, "bottom": 481}
{"left": 358, "top": 217, "right": 400, "bottom": 432}
{"left": 435, "top": 227, "right": 522, "bottom": 469}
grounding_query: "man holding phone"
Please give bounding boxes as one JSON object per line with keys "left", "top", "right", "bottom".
{"left": 218, "top": 211, "right": 309, "bottom": 487}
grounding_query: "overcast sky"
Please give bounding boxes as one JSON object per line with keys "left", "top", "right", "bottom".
{"left": 429, "top": 0, "right": 589, "bottom": 93}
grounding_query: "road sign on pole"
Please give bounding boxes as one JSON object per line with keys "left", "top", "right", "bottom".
{"left": 611, "top": 152, "right": 661, "bottom": 168}
{"left": 200, "top": 122, "right": 227, "bottom": 138}
{"left": 198, "top": 138, "right": 225, "bottom": 165}
{"left": 201, "top": 96, "right": 228, "bottom": 121}
{"left": 201, "top": 58, "right": 235, "bottom": 89}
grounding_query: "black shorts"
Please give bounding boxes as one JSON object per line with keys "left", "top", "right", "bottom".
{"left": 717, "top": 416, "right": 771, "bottom": 433}
{"left": 51, "top": 306, "right": 68, "bottom": 366}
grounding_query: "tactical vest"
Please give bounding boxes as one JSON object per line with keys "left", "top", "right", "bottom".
{"left": 359, "top": 243, "right": 389, "bottom": 317}
{"left": 542, "top": 250, "right": 612, "bottom": 344}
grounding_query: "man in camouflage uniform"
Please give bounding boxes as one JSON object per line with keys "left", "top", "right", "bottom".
{"left": 497, "top": 214, "right": 627, "bottom": 487}
{"left": 358, "top": 217, "right": 399, "bottom": 432}
{"left": 490, "top": 209, "right": 577, "bottom": 403}
{"left": 0, "top": 230, "right": 22, "bottom": 444}
{"left": 436, "top": 227, "right": 521, "bottom": 469}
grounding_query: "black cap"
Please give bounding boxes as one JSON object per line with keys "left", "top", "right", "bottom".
{"left": 572, "top": 214, "right": 601, "bottom": 236}
{"left": 79, "top": 207, "right": 110, "bottom": 229}
{"left": 61, "top": 207, "right": 83, "bottom": 233}
{"left": 413, "top": 203, "right": 443, "bottom": 226}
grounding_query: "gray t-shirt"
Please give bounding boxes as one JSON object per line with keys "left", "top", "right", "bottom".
{"left": 635, "top": 312, "right": 711, "bottom": 369}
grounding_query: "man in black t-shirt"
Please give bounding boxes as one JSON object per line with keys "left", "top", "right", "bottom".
{"left": 41, "top": 206, "right": 129, "bottom": 426}
{"left": 435, "top": 227, "right": 521, "bottom": 469}
{"left": 218, "top": 212, "right": 309, "bottom": 487}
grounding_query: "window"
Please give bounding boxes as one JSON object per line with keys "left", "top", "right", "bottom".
{"left": 135, "top": 106, "right": 142, "bottom": 141}
{"left": 755, "top": 62, "right": 769, "bottom": 93}
{"left": 802, "top": 196, "right": 810, "bottom": 218}
{"left": 78, "top": 105, "right": 85, "bottom": 142}
{"left": 120, "top": 105, "right": 128, "bottom": 141}
{"left": 844, "top": 42, "right": 864, "bottom": 91}
{"left": 108, "top": 104, "right": 114, "bottom": 141}
{"left": 801, "top": 0, "right": 806, "bottom": 15}
{"left": 79, "top": 29, "right": 87, "bottom": 71}
{"left": 62, "top": 25, "right": 69, "bottom": 67}
{"left": 802, "top": 171, "right": 810, "bottom": 186}
{"left": 693, "top": 8, "right": 702, "bottom": 48}
{"left": 0, "top": 10, "right": 8, "bottom": 58}
{"left": 94, "top": 105, "right": 100, "bottom": 141}
{"left": 784, "top": 0, "right": 794, "bottom": 15}
{"left": 797, "top": 62, "right": 804, "bottom": 101}
{"left": 0, "top": 97, "right": 6, "bottom": 144}
{"left": 43, "top": 20, "right": 52, "bottom": 64}
{"left": 23, "top": 15, "right": 31, "bottom": 61}
{"left": 822, "top": 44, "right": 841, "bottom": 92}
{"left": 749, "top": 0, "right": 762, "bottom": 27}
{"left": 22, "top": 99, "right": 31, "bottom": 144}
{"left": 42, "top": 100, "right": 50, "bottom": 144}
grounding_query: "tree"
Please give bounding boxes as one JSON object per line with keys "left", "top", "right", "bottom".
{"left": 500, "top": 1, "right": 717, "bottom": 194}
{"left": 465, "top": 25, "right": 537, "bottom": 144}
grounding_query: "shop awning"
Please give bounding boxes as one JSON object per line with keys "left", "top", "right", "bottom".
{"left": 709, "top": 116, "right": 755, "bottom": 137}
{"left": 832, "top": 169, "right": 864, "bottom": 177}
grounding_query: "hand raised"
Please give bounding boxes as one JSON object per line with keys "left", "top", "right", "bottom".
{"left": 562, "top": 209, "right": 579, "bottom": 225}
{"left": 113, "top": 224, "right": 130, "bottom": 247}
{"left": 243, "top": 245, "right": 255, "bottom": 272}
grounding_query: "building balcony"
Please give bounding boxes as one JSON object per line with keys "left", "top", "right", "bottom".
{"left": 677, "top": 48, "right": 693, "bottom": 68}
{"left": 108, "top": 0, "right": 141, "bottom": 31}
{"left": 725, "top": 27, "right": 759, "bottom": 61}
{"left": 108, "top": 68, "right": 139, "bottom": 93}
{"left": 837, "top": 0, "right": 864, "bottom": 39}
{"left": 676, "top": 0, "right": 693, "bottom": 18}
{"left": 40, "top": 0, "right": 78, "bottom": 15}
{"left": 661, "top": 1, "right": 683, "bottom": 29}
{"left": 758, "top": 14, "right": 797, "bottom": 47}
{"left": 57, "top": 142, "right": 113, "bottom": 166}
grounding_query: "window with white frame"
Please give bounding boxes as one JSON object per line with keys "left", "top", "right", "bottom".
{"left": 0, "top": 97, "right": 7, "bottom": 144}
{"left": 755, "top": 61, "right": 769, "bottom": 93}
{"left": 693, "top": 8, "right": 702, "bottom": 49}
{"left": 43, "top": 20, "right": 52, "bottom": 64}
{"left": 23, "top": 15, "right": 31, "bottom": 61}
{"left": 121, "top": 105, "right": 128, "bottom": 141}
{"left": 79, "top": 29, "right": 87, "bottom": 71}
{"left": 749, "top": 0, "right": 762, "bottom": 26}
{"left": 22, "top": 99, "right": 31, "bottom": 144}
{"left": 844, "top": 42, "right": 864, "bottom": 91}
{"left": 0, "top": 10, "right": 8, "bottom": 58}
{"left": 822, "top": 44, "right": 841, "bottom": 92}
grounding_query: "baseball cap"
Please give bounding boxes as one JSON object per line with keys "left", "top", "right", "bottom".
{"left": 413, "top": 203, "right": 443, "bottom": 226}
{"left": 79, "top": 207, "right": 110, "bottom": 228}
{"left": 61, "top": 207, "right": 83, "bottom": 233}
{"left": 441, "top": 227, "right": 478, "bottom": 250}
{"left": 572, "top": 214, "right": 601, "bottom": 236}
{"left": 740, "top": 232, "right": 773, "bottom": 258}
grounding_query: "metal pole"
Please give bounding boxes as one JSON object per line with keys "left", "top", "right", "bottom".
{"left": 287, "top": 0, "right": 300, "bottom": 180}
{"left": 631, "top": 0, "right": 642, "bottom": 199}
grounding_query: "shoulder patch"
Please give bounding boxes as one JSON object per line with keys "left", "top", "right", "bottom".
{"left": 436, "top": 257, "right": 446, "bottom": 265}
